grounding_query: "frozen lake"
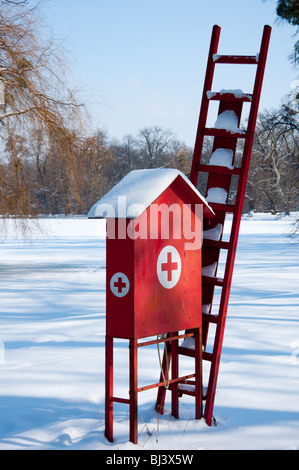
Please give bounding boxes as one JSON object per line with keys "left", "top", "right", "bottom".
{"left": 0, "top": 214, "right": 298, "bottom": 450}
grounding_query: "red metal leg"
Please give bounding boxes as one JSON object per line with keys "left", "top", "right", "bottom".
{"left": 190, "top": 24, "right": 221, "bottom": 186}
{"left": 194, "top": 327, "right": 202, "bottom": 419}
{"left": 129, "top": 339, "right": 138, "bottom": 444}
{"left": 105, "top": 335, "right": 114, "bottom": 442}
{"left": 156, "top": 338, "right": 171, "bottom": 414}
{"left": 171, "top": 332, "right": 179, "bottom": 419}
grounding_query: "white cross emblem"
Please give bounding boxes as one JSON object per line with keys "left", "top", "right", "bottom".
{"left": 110, "top": 272, "right": 130, "bottom": 298}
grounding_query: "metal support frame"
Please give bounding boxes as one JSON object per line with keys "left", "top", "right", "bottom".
{"left": 105, "top": 329, "right": 202, "bottom": 444}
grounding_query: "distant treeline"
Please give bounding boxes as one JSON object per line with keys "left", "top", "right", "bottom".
{"left": 0, "top": 1, "right": 298, "bottom": 219}
{"left": 1, "top": 106, "right": 298, "bottom": 218}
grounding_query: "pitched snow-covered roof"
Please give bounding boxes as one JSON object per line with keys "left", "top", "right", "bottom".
{"left": 88, "top": 168, "right": 214, "bottom": 219}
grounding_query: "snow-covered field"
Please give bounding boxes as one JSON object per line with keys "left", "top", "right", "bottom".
{"left": 0, "top": 214, "right": 298, "bottom": 450}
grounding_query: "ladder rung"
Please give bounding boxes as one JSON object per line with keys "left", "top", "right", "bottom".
{"left": 203, "top": 351, "right": 213, "bottom": 362}
{"left": 202, "top": 275, "right": 224, "bottom": 287}
{"left": 203, "top": 312, "right": 219, "bottom": 324}
{"left": 203, "top": 128, "right": 247, "bottom": 139}
{"left": 213, "top": 54, "right": 258, "bottom": 64}
{"left": 112, "top": 397, "right": 130, "bottom": 405}
{"left": 178, "top": 346, "right": 195, "bottom": 358}
{"left": 203, "top": 238, "right": 230, "bottom": 250}
{"left": 179, "top": 382, "right": 208, "bottom": 400}
{"left": 197, "top": 163, "right": 241, "bottom": 176}
{"left": 179, "top": 388, "right": 196, "bottom": 398}
{"left": 207, "top": 91, "right": 253, "bottom": 102}
{"left": 179, "top": 346, "right": 214, "bottom": 362}
{"left": 209, "top": 202, "right": 236, "bottom": 213}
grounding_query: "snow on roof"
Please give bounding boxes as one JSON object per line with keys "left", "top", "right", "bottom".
{"left": 88, "top": 168, "right": 214, "bottom": 219}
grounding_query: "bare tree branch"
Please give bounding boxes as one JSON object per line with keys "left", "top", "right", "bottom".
{"left": 2, "top": 1, "right": 28, "bottom": 4}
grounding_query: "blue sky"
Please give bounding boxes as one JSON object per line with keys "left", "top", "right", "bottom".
{"left": 42, "top": 0, "right": 297, "bottom": 146}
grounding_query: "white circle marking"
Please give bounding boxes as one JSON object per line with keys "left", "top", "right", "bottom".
{"left": 157, "top": 245, "right": 181, "bottom": 289}
{"left": 110, "top": 272, "right": 130, "bottom": 298}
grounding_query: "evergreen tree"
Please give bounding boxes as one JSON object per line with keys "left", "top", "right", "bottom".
{"left": 276, "top": 0, "right": 299, "bottom": 65}
{"left": 276, "top": 0, "right": 299, "bottom": 25}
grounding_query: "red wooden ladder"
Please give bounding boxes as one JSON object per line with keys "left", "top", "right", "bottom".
{"left": 156, "top": 24, "right": 271, "bottom": 426}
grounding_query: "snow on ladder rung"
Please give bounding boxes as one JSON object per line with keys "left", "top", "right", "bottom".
{"left": 203, "top": 128, "right": 247, "bottom": 138}
{"left": 202, "top": 262, "right": 217, "bottom": 277}
{"left": 197, "top": 164, "right": 241, "bottom": 176}
{"left": 202, "top": 275, "right": 224, "bottom": 287}
{"left": 178, "top": 384, "right": 209, "bottom": 400}
{"left": 214, "top": 110, "right": 246, "bottom": 135}
{"left": 203, "top": 238, "right": 230, "bottom": 250}
{"left": 209, "top": 148, "right": 234, "bottom": 169}
{"left": 203, "top": 313, "right": 218, "bottom": 324}
{"left": 209, "top": 202, "right": 236, "bottom": 213}
{"left": 206, "top": 187, "right": 228, "bottom": 204}
{"left": 203, "top": 351, "right": 213, "bottom": 362}
{"left": 203, "top": 223, "right": 223, "bottom": 241}
{"left": 207, "top": 90, "right": 253, "bottom": 102}
{"left": 206, "top": 188, "right": 236, "bottom": 215}
{"left": 213, "top": 54, "right": 259, "bottom": 64}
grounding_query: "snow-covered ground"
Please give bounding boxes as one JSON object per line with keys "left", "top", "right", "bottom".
{"left": 0, "top": 214, "right": 298, "bottom": 450}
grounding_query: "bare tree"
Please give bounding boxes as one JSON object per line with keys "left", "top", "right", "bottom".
{"left": 275, "top": 0, "right": 299, "bottom": 66}
{"left": 0, "top": 0, "right": 88, "bottom": 221}
{"left": 135, "top": 126, "right": 179, "bottom": 168}
{"left": 108, "top": 126, "right": 193, "bottom": 183}
{"left": 1, "top": 1, "right": 29, "bottom": 4}
{"left": 248, "top": 108, "right": 299, "bottom": 214}
{"left": 108, "top": 134, "right": 140, "bottom": 184}
{"left": 0, "top": 1, "right": 85, "bottom": 136}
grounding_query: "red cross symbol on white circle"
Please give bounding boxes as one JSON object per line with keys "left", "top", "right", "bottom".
{"left": 161, "top": 251, "right": 179, "bottom": 281}
{"left": 157, "top": 246, "right": 181, "bottom": 289}
{"left": 110, "top": 272, "right": 130, "bottom": 298}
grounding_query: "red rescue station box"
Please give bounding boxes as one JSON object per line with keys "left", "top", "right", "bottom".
{"left": 88, "top": 169, "right": 214, "bottom": 340}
